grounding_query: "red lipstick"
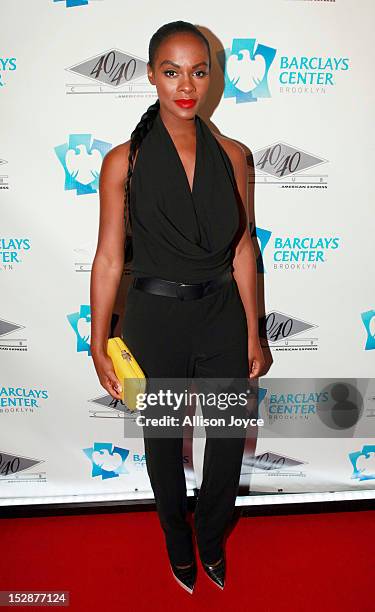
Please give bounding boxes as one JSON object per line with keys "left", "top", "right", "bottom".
{"left": 174, "top": 99, "right": 196, "bottom": 109}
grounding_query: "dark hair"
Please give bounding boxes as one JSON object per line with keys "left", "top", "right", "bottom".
{"left": 124, "top": 21, "right": 211, "bottom": 261}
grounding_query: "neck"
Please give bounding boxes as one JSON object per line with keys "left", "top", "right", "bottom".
{"left": 158, "top": 108, "right": 197, "bottom": 139}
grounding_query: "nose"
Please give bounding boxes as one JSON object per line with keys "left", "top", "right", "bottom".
{"left": 178, "top": 72, "right": 195, "bottom": 94}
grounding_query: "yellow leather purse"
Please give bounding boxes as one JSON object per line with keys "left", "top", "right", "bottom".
{"left": 107, "top": 337, "right": 146, "bottom": 411}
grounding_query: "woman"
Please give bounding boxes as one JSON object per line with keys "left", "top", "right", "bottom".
{"left": 90, "top": 21, "right": 266, "bottom": 594}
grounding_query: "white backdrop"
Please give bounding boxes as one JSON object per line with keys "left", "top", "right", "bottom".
{"left": 1, "top": 0, "right": 375, "bottom": 507}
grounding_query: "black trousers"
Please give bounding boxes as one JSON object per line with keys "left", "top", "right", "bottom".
{"left": 122, "top": 274, "right": 249, "bottom": 565}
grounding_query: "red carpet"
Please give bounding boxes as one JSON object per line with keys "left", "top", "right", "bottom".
{"left": 0, "top": 508, "right": 373, "bottom": 611}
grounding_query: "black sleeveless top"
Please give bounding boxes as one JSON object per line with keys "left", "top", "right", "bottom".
{"left": 128, "top": 110, "right": 239, "bottom": 283}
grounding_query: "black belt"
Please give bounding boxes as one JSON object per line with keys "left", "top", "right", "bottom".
{"left": 132, "top": 269, "right": 233, "bottom": 301}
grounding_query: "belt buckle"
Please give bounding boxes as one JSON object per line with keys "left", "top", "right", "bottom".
{"left": 176, "top": 282, "right": 203, "bottom": 300}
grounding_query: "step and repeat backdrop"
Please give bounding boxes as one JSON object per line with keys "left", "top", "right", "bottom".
{"left": 1, "top": 0, "right": 374, "bottom": 507}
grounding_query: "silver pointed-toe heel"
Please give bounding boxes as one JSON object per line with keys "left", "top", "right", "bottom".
{"left": 202, "top": 556, "right": 225, "bottom": 590}
{"left": 170, "top": 559, "right": 197, "bottom": 594}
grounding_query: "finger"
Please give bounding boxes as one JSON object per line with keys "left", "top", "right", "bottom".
{"left": 103, "top": 376, "right": 123, "bottom": 401}
{"left": 249, "top": 361, "right": 261, "bottom": 379}
{"left": 107, "top": 372, "right": 122, "bottom": 394}
{"left": 248, "top": 358, "right": 254, "bottom": 378}
{"left": 102, "top": 381, "right": 123, "bottom": 401}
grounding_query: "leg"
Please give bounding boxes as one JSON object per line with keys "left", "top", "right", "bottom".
{"left": 189, "top": 280, "right": 250, "bottom": 564}
{"left": 192, "top": 347, "right": 249, "bottom": 564}
{"left": 123, "top": 286, "right": 195, "bottom": 565}
{"left": 143, "top": 435, "right": 194, "bottom": 565}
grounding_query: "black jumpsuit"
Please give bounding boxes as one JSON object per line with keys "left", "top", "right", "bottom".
{"left": 122, "top": 110, "right": 249, "bottom": 565}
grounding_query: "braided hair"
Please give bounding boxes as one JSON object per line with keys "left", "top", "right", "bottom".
{"left": 124, "top": 20, "right": 211, "bottom": 264}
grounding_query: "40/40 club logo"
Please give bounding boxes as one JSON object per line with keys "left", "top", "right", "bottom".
{"left": 54, "top": 134, "right": 112, "bottom": 195}
{"left": 252, "top": 142, "right": 328, "bottom": 187}
{"left": 66, "top": 49, "right": 148, "bottom": 91}
{"left": 261, "top": 311, "right": 318, "bottom": 352}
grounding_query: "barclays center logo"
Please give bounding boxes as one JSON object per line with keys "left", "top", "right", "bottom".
{"left": 222, "top": 38, "right": 276, "bottom": 103}
{"left": 222, "top": 36, "right": 350, "bottom": 101}
{"left": 253, "top": 226, "right": 272, "bottom": 273}
{"left": 279, "top": 56, "right": 350, "bottom": 94}
{"left": 361, "top": 310, "right": 375, "bottom": 351}
{"left": 0, "top": 57, "right": 17, "bottom": 89}
{"left": 53, "top": 0, "right": 94, "bottom": 7}
{"left": 54, "top": 134, "right": 111, "bottom": 195}
{"left": 0, "top": 238, "right": 31, "bottom": 270}
{"left": 67, "top": 305, "right": 91, "bottom": 355}
{"left": 266, "top": 390, "right": 330, "bottom": 422}
{"left": 83, "top": 442, "right": 130, "bottom": 480}
{"left": 254, "top": 226, "right": 341, "bottom": 271}
{"left": 349, "top": 445, "right": 375, "bottom": 481}
{"left": 272, "top": 234, "right": 340, "bottom": 270}
{"left": 0, "top": 387, "right": 48, "bottom": 415}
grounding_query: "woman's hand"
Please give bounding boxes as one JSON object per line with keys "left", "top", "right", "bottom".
{"left": 248, "top": 336, "right": 266, "bottom": 379}
{"left": 91, "top": 349, "right": 123, "bottom": 401}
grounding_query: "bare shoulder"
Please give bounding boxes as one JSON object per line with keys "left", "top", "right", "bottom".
{"left": 100, "top": 140, "right": 131, "bottom": 184}
{"left": 212, "top": 130, "right": 247, "bottom": 175}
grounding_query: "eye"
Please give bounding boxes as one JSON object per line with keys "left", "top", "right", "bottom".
{"left": 163, "top": 70, "right": 177, "bottom": 77}
{"left": 163, "top": 69, "right": 209, "bottom": 78}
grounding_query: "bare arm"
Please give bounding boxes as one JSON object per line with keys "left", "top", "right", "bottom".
{"left": 88, "top": 142, "right": 131, "bottom": 401}
{"left": 222, "top": 138, "right": 266, "bottom": 378}
{"left": 90, "top": 142, "right": 129, "bottom": 357}
{"left": 230, "top": 144, "right": 259, "bottom": 342}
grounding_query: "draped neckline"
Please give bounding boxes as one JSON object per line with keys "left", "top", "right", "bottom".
{"left": 128, "top": 107, "right": 241, "bottom": 282}
{"left": 155, "top": 111, "right": 199, "bottom": 199}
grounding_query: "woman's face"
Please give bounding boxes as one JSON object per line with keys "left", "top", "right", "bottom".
{"left": 147, "top": 32, "right": 210, "bottom": 118}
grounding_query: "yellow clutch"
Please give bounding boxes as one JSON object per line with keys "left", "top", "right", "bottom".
{"left": 107, "top": 337, "right": 146, "bottom": 411}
